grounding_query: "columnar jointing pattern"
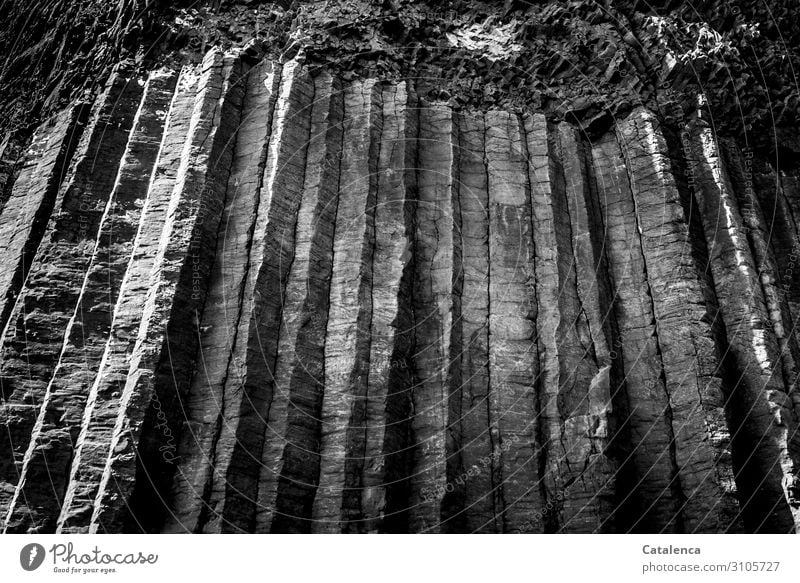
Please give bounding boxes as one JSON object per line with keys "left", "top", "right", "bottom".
{"left": 0, "top": 50, "right": 798, "bottom": 533}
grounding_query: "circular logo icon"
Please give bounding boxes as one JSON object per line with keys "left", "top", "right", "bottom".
{"left": 20, "top": 543, "right": 46, "bottom": 571}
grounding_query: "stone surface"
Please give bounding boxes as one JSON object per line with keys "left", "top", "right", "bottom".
{"left": 0, "top": 31, "right": 799, "bottom": 533}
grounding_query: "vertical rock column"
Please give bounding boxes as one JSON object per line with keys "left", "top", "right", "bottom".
{"left": 256, "top": 72, "right": 344, "bottom": 534}
{"left": 312, "top": 80, "right": 381, "bottom": 533}
{"left": 406, "top": 103, "right": 458, "bottom": 533}
{"left": 0, "top": 69, "right": 144, "bottom": 528}
{"left": 0, "top": 105, "right": 86, "bottom": 336}
{"left": 535, "top": 122, "right": 618, "bottom": 533}
{"left": 721, "top": 142, "right": 800, "bottom": 402}
{"left": 592, "top": 130, "right": 682, "bottom": 532}
{"left": 615, "top": 111, "right": 742, "bottom": 532}
{"left": 750, "top": 161, "right": 800, "bottom": 412}
{"left": 776, "top": 169, "right": 800, "bottom": 416}
{"left": 165, "top": 59, "right": 283, "bottom": 533}
{"left": 358, "top": 82, "right": 417, "bottom": 533}
{"left": 89, "top": 49, "right": 246, "bottom": 533}
{"left": 452, "top": 111, "right": 496, "bottom": 533}
{"left": 687, "top": 119, "right": 800, "bottom": 532}
{"left": 247, "top": 63, "right": 323, "bottom": 532}
{"left": 200, "top": 60, "right": 313, "bottom": 533}
{"left": 484, "top": 111, "right": 543, "bottom": 533}
{"left": 3, "top": 69, "right": 177, "bottom": 534}
{"left": 523, "top": 114, "right": 562, "bottom": 533}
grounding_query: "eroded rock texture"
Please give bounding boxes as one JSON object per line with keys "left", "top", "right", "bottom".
{"left": 0, "top": 44, "right": 799, "bottom": 534}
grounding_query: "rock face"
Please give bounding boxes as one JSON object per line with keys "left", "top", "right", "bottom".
{"left": 1, "top": 2, "right": 800, "bottom": 534}
{"left": 0, "top": 46, "right": 798, "bottom": 534}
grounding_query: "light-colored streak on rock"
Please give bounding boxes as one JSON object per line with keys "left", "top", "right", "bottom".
{"left": 165, "top": 59, "right": 282, "bottom": 534}
{"left": 203, "top": 60, "right": 313, "bottom": 533}
{"left": 0, "top": 70, "right": 144, "bottom": 527}
{"left": 688, "top": 120, "right": 799, "bottom": 532}
{"left": 311, "top": 80, "right": 381, "bottom": 533}
{"left": 484, "top": 111, "right": 542, "bottom": 533}
{"left": 3, "top": 69, "right": 176, "bottom": 534}
{"left": 57, "top": 63, "right": 201, "bottom": 533}
{"left": 90, "top": 49, "right": 244, "bottom": 533}
{"left": 406, "top": 104, "right": 457, "bottom": 533}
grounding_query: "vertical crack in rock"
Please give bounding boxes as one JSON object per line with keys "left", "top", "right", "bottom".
{"left": 0, "top": 69, "right": 144, "bottom": 529}
{"left": 484, "top": 111, "right": 542, "bottom": 533}
{"left": 57, "top": 62, "right": 201, "bottom": 534}
{"left": 165, "top": 58, "right": 283, "bottom": 534}
{"left": 687, "top": 119, "right": 800, "bottom": 532}
{"left": 90, "top": 49, "right": 245, "bottom": 533}
{"left": 406, "top": 103, "right": 458, "bottom": 533}
{"left": 200, "top": 60, "right": 313, "bottom": 534}
{"left": 312, "top": 80, "right": 381, "bottom": 533}
{"left": 3, "top": 69, "right": 177, "bottom": 534}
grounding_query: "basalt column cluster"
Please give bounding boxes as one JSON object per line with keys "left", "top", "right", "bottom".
{"left": 0, "top": 48, "right": 799, "bottom": 534}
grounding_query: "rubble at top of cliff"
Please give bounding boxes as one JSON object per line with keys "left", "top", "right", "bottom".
{"left": 1, "top": 1, "right": 798, "bottom": 160}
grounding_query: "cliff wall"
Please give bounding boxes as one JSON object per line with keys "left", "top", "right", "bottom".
{"left": 0, "top": 1, "right": 799, "bottom": 533}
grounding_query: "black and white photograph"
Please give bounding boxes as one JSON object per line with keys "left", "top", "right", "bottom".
{"left": 0, "top": 0, "right": 798, "bottom": 580}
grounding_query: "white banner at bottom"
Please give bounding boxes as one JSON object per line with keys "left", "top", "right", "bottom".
{"left": 0, "top": 535, "right": 797, "bottom": 582}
